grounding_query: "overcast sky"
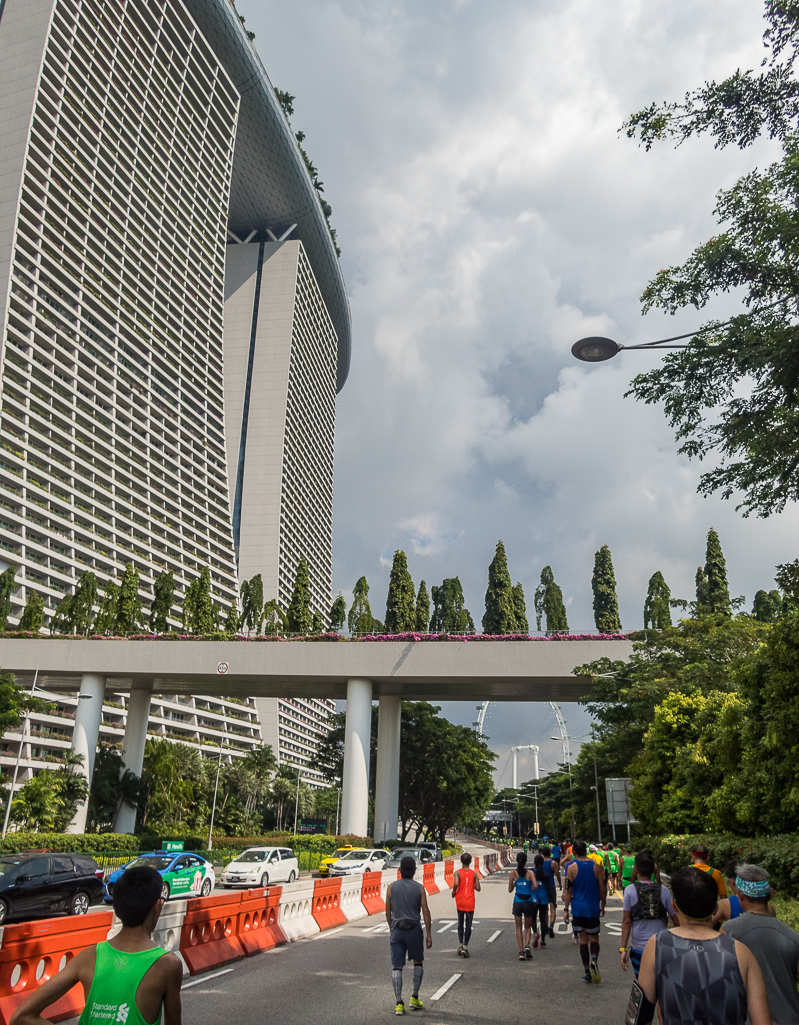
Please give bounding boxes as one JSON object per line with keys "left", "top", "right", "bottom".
{"left": 235, "top": 0, "right": 797, "bottom": 783}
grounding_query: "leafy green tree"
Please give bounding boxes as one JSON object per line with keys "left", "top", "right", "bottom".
{"left": 329, "top": 593, "right": 347, "bottom": 633}
{"left": 311, "top": 610, "right": 324, "bottom": 634}
{"left": 512, "top": 583, "right": 529, "bottom": 634}
{"left": 262, "top": 599, "right": 287, "bottom": 635}
{"left": 591, "top": 545, "right": 622, "bottom": 633}
{"left": 181, "top": 580, "right": 198, "bottom": 634}
{"left": 643, "top": 571, "right": 672, "bottom": 629}
{"left": 776, "top": 560, "right": 799, "bottom": 605}
{"left": 287, "top": 557, "right": 312, "bottom": 634}
{"left": 0, "top": 568, "right": 16, "bottom": 630}
{"left": 348, "top": 576, "right": 374, "bottom": 634}
{"left": 52, "top": 572, "right": 98, "bottom": 635}
{"left": 385, "top": 550, "right": 416, "bottom": 633}
{"left": 150, "top": 571, "right": 175, "bottom": 633}
{"left": 239, "top": 574, "right": 264, "bottom": 635}
{"left": 87, "top": 743, "right": 144, "bottom": 833}
{"left": 703, "top": 528, "right": 731, "bottom": 615}
{"left": 95, "top": 580, "right": 120, "bottom": 635}
{"left": 313, "top": 787, "right": 341, "bottom": 834}
{"left": 752, "top": 588, "right": 783, "bottom": 622}
{"left": 10, "top": 751, "right": 89, "bottom": 832}
{"left": 695, "top": 567, "right": 709, "bottom": 608}
{"left": 223, "top": 600, "right": 239, "bottom": 635}
{"left": 116, "top": 563, "right": 143, "bottom": 635}
{"left": 430, "top": 578, "right": 475, "bottom": 634}
{"left": 534, "top": 566, "right": 569, "bottom": 633}
{"left": 414, "top": 580, "right": 430, "bottom": 633}
{"left": 622, "top": 6, "right": 799, "bottom": 518}
{"left": 18, "top": 592, "right": 44, "bottom": 633}
{"left": 482, "top": 540, "right": 518, "bottom": 634}
{"left": 0, "top": 670, "right": 46, "bottom": 737}
{"left": 193, "top": 567, "right": 216, "bottom": 634}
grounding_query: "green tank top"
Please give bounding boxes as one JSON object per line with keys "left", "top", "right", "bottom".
{"left": 79, "top": 942, "right": 167, "bottom": 1025}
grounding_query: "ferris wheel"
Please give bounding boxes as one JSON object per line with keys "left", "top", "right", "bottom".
{"left": 473, "top": 699, "right": 572, "bottom": 771}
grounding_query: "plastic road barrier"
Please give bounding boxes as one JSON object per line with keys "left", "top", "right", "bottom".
{"left": 179, "top": 891, "right": 244, "bottom": 976}
{"left": 278, "top": 879, "right": 320, "bottom": 941}
{"left": 444, "top": 859, "right": 455, "bottom": 888}
{"left": 473, "top": 856, "right": 483, "bottom": 880}
{"left": 338, "top": 876, "right": 367, "bottom": 923}
{"left": 0, "top": 912, "right": 113, "bottom": 1025}
{"left": 434, "top": 861, "right": 448, "bottom": 891}
{"left": 311, "top": 877, "right": 347, "bottom": 932}
{"left": 361, "top": 872, "right": 385, "bottom": 916}
{"left": 108, "top": 899, "right": 190, "bottom": 975}
{"left": 422, "top": 863, "right": 439, "bottom": 895}
{"left": 237, "top": 887, "right": 286, "bottom": 956}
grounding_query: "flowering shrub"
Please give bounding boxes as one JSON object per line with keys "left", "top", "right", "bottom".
{"left": 2, "top": 630, "right": 629, "bottom": 642}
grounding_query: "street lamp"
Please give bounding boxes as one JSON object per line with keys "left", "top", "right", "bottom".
{"left": 571, "top": 329, "right": 698, "bottom": 362}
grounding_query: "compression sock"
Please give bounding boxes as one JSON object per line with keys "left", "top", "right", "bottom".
{"left": 579, "top": 944, "right": 590, "bottom": 968}
{"left": 458, "top": 912, "right": 464, "bottom": 944}
{"left": 392, "top": 970, "right": 403, "bottom": 1003}
{"left": 463, "top": 913, "right": 473, "bottom": 946}
{"left": 412, "top": 964, "right": 423, "bottom": 997}
{"left": 590, "top": 941, "right": 600, "bottom": 961}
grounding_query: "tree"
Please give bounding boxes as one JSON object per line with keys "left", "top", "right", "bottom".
{"left": 534, "top": 566, "right": 569, "bottom": 634}
{"left": 193, "top": 567, "right": 216, "bottom": 634}
{"left": 591, "top": 545, "right": 622, "bottom": 634}
{"left": 329, "top": 593, "right": 347, "bottom": 633}
{"left": 622, "top": 6, "right": 799, "bottom": 518}
{"left": 384, "top": 550, "right": 416, "bottom": 633}
{"left": 116, "top": 563, "right": 143, "bottom": 635}
{"left": 348, "top": 577, "right": 374, "bottom": 634}
{"left": 752, "top": 588, "right": 783, "bottom": 622}
{"left": 695, "top": 567, "right": 709, "bottom": 609}
{"left": 286, "top": 557, "right": 312, "bottom": 634}
{"left": 429, "top": 578, "right": 475, "bottom": 634}
{"left": 87, "top": 743, "right": 144, "bottom": 833}
{"left": 311, "top": 610, "right": 324, "bottom": 634}
{"left": 415, "top": 580, "right": 430, "bottom": 634}
{"left": 262, "top": 599, "right": 287, "bottom": 636}
{"left": 239, "top": 574, "right": 264, "bottom": 635}
{"left": 18, "top": 592, "right": 44, "bottom": 633}
{"left": 643, "top": 571, "right": 672, "bottom": 630}
{"left": 95, "top": 580, "right": 120, "bottom": 635}
{"left": 482, "top": 540, "right": 518, "bottom": 634}
{"left": 181, "top": 579, "right": 198, "bottom": 634}
{"left": 150, "top": 571, "right": 175, "bottom": 633}
{"left": 512, "top": 583, "right": 529, "bottom": 634}
{"left": 52, "top": 571, "right": 98, "bottom": 636}
{"left": 0, "top": 568, "right": 16, "bottom": 630}
{"left": 223, "top": 601, "right": 239, "bottom": 636}
{"left": 10, "top": 751, "right": 89, "bottom": 832}
{"left": 703, "top": 528, "right": 732, "bottom": 615}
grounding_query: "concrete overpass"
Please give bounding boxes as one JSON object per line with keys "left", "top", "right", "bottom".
{"left": 0, "top": 637, "right": 633, "bottom": 840}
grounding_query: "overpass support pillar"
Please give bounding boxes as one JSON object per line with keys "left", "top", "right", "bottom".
{"left": 115, "top": 686, "right": 153, "bottom": 834}
{"left": 374, "top": 696, "right": 401, "bottom": 843}
{"left": 341, "top": 678, "right": 372, "bottom": 837}
{"left": 67, "top": 672, "right": 106, "bottom": 834}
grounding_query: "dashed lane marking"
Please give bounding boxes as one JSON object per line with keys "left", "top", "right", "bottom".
{"left": 312, "top": 927, "right": 345, "bottom": 939}
{"left": 182, "top": 969, "right": 234, "bottom": 989}
{"left": 430, "top": 973, "right": 462, "bottom": 1001}
{"left": 437, "top": 921, "right": 457, "bottom": 933}
{"left": 487, "top": 930, "right": 502, "bottom": 943}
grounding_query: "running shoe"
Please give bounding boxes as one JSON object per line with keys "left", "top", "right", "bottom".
{"left": 583, "top": 971, "right": 592, "bottom": 984}
{"left": 548, "top": 926, "right": 555, "bottom": 939}
{"left": 409, "top": 996, "right": 423, "bottom": 1011}
{"left": 518, "top": 951, "right": 526, "bottom": 960}
{"left": 395, "top": 1002, "right": 406, "bottom": 1015}
{"left": 590, "top": 958, "right": 601, "bottom": 984}
{"left": 540, "top": 941, "right": 546, "bottom": 948}
{"left": 456, "top": 944, "right": 464, "bottom": 957}
{"left": 533, "top": 933, "right": 540, "bottom": 949}
{"left": 524, "top": 946, "right": 532, "bottom": 960}
{"left": 461, "top": 946, "right": 470, "bottom": 958}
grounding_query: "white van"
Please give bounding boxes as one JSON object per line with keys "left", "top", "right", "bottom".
{"left": 220, "top": 847, "right": 299, "bottom": 888}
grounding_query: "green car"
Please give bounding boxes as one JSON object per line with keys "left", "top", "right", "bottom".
{"left": 105, "top": 852, "right": 215, "bottom": 903}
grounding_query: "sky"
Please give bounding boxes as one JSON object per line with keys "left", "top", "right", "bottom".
{"left": 235, "top": 0, "right": 798, "bottom": 783}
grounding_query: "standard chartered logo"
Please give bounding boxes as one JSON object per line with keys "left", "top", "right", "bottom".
{"left": 116, "top": 1003, "right": 130, "bottom": 1023}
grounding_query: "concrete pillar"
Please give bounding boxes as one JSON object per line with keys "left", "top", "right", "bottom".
{"left": 374, "top": 695, "right": 401, "bottom": 843}
{"left": 114, "top": 687, "right": 152, "bottom": 834}
{"left": 67, "top": 672, "right": 105, "bottom": 834}
{"left": 340, "top": 678, "right": 372, "bottom": 837}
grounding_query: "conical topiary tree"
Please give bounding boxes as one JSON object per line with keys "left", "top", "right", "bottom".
{"left": 150, "top": 571, "right": 175, "bottom": 634}
{"left": 116, "top": 563, "right": 143, "bottom": 635}
{"left": 329, "top": 593, "right": 347, "bottom": 633}
{"left": 482, "top": 540, "right": 518, "bottom": 634}
{"left": 430, "top": 577, "right": 475, "bottom": 634}
{"left": 239, "top": 574, "right": 264, "bottom": 634}
{"left": 591, "top": 545, "right": 622, "bottom": 633}
{"left": 643, "top": 571, "right": 672, "bottom": 630}
{"left": 512, "top": 583, "right": 529, "bottom": 634}
{"left": 182, "top": 579, "right": 198, "bottom": 633}
{"left": 286, "top": 557, "right": 313, "bottom": 634}
{"left": 534, "top": 566, "right": 569, "bottom": 633}
{"left": 695, "top": 566, "right": 709, "bottom": 607}
{"left": 703, "top": 527, "right": 731, "bottom": 615}
{"left": 95, "top": 580, "right": 120, "bottom": 635}
{"left": 0, "top": 568, "right": 17, "bottom": 631}
{"left": 311, "top": 610, "right": 324, "bottom": 634}
{"left": 193, "top": 567, "right": 216, "bottom": 634}
{"left": 752, "top": 588, "right": 782, "bottom": 622}
{"left": 348, "top": 577, "right": 373, "bottom": 634}
{"left": 385, "top": 550, "right": 416, "bottom": 633}
{"left": 18, "top": 591, "right": 44, "bottom": 633}
{"left": 415, "top": 580, "right": 430, "bottom": 633}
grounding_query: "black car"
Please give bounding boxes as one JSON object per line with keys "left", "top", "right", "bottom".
{"left": 0, "top": 853, "right": 104, "bottom": 923}
{"left": 384, "top": 848, "right": 435, "bottom": 870}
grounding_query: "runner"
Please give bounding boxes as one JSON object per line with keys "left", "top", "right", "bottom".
{"left": 619, "top": 850, "right": 678, "bottom": 978}
{"left": 452, "top": 851, "right": 480, "bottom": 958}
{"left": 620, "top": 844, "right": 635, "bottom": 890}
{"left": 542, "top": 845, "right": 558, "bottom": 939}
{"left": 562, "top": 840, "right": 606, "bottom": 984}
{"left": 550, "top": 841, "right": 563, "bottom": 889}
{"left": 508, "top": 850, "right": 538, "bottom": 960}
{"left": 385, "top": 855, "right": 433, "bottom": 1015}
{"left": 605, "top": 843, "right": 620, "bottom": 895}
{"left": 532, "top": 854, "right": 550, "bottom": 949}
{"left": 10, "top": 865, "right": 183, "bottom": 1025}
{"left": 691, "top": 843, "right": 728, "bottom": 898}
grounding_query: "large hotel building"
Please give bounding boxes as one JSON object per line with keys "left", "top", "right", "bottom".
{"left": 0, "top": 0, "right": 349, "bottom": 797}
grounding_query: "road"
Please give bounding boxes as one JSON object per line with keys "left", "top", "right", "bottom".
{"left": 70, "top": 855, "right": 635, "bottom": 1025}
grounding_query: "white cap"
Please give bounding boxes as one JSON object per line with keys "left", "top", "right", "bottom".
{"left": 589, "top": 844, "right": 597, "bottom": 852}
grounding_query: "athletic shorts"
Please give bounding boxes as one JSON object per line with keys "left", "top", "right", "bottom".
{"left": 512, "top": 899, "right": 534, "bottom": 917}
{"left": 571, "top": 916, "right": 600, "bottom": 934}
{"left": 390, "top": 924, "right": 424, "bottom": 967}
{"left": 545, "top": 883, "right": 557, "bottom": 905}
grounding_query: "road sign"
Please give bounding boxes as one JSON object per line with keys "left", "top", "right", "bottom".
{"left": 163, "top": 840, "right": 184, "bottom": 852}
{"left": 605, "top": 778, "right": 638, "bottom": 825}
{"left": 217, "top": 662, "right": 229, "bottom": 675}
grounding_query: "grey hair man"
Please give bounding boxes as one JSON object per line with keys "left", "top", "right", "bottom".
{"left": 722, "top": 863, "right": 799, "bottom": 1025}
{"left": 385, "top": 855, "right": 433, "bottom": 1015}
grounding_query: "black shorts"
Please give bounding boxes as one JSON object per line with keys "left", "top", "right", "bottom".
{"left": 571, "top": 916, "right": 601, "bottom": 934}
{"left": 512, "top": 899, "right": 535, "bottom": 918}
{"left": 544, "top": 883, "right": 557, "bottom": 905}
{"left": 390, "top": 924, "right": 424, "bottom": 966}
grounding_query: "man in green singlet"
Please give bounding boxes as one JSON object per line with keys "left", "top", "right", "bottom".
{"left": 11, "top": 866, "right": 183, "bottom": 1025}
{"left": 620, "top": 845, "right": 636, "bottom": 890}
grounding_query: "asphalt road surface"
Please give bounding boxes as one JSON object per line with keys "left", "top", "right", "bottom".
{"left": 67, "top": 859, "right": 634, "bottom": 1025}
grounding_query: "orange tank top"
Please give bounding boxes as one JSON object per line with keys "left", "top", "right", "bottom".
{"left": 455, "top": 868, "right": 476, "bottom": 911}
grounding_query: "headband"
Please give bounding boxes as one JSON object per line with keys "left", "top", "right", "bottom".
{"left": 736, "top": 876, "right": 771, "bottom": 898}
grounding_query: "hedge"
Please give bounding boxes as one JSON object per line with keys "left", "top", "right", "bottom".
{"left": 0, "top": 832, "right": 371, "bottom": 857}
{"left": 637, "top": 834, "right": 799, "bottom": 897}
{"left": 3, "top": 631, "right": 628, "bottom": 643}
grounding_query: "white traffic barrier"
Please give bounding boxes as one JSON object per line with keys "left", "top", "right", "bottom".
{"left": 277, "top": 879, "right": 321, "bottom": 941}
{"left": 434, "top": 861, "right": 448, "bottom": 890}
{"left": 108, "top": 898, "right": 190, "bottom": 974}
{"left": 340, "top": 874, "right": 368, "bottom": 922}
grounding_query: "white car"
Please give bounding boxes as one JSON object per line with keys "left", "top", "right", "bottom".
{"left": 220, "top": 847, "right": 299, "bottom": 888}
{"left": 329, "top": 849, "right": 390, "bottom": 876}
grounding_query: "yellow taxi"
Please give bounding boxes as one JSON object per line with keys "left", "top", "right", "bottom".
{"left": 318, "top": 846, "right": 355, "bottom": 876}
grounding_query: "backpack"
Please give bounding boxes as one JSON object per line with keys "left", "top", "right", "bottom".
{"left": 630, "top": 880, "right": 667, "bottom": 923}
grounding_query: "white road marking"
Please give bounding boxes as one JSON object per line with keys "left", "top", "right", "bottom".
{"left": 604, "top": 922, "right": 622, "bottom": 935}
{"left": 313, "top": 927, "right": 345, "bottom": 939}
{"left": 182, "top": 969, "right": 234, "bottom": 989}
{"left": 437, "top": 921, "right": 457, "bottom": 933}
{"left": 430, "top": 973, "right": 462, "bottom": 1001}
{"left": 487, "top": 930, "right": 502, "bottom": 943}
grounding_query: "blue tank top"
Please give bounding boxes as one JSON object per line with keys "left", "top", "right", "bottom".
{"left": 728, "top": 894, "right": 742, "bottom": 919}
{"left": 571, "top": 859, "right": 600, "bottom": 918}
{"left": 552, "top": 846, "right": 561, "bottom": 860}
{"left": 542, "top": 859, "right": 556, "bottom": 887}
{"left": 514, "top": 872, "right": 534, "bottom": 901}
{"left": 533, "top": 873, "right": 548, "bottom": 903}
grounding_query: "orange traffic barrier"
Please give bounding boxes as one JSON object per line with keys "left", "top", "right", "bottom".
{"left": 311, "top": 877, "right": 347, "bottom": 931}
{"left": 237, "top": 887, "right": 285, "bottom": 956}
{"left": 0, "top": 911, "right": 113, "bottom": 1025}
{"left": 422, "top": 863, "right": 439, "bottom": 895}
{"left": 361, "top": 872, "right": 385, "bottom": 915}
{"left": 474, "top": 856, "right": 483, "bottom": 880}
{"left": 179, "top": 891, "right": 244, "bottom": 975}
{"left": 444, "top": 860, "right": 455, "bottom": 888}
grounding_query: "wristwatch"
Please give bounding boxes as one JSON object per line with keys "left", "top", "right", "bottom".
{"left": 619, "top": 947, "right": 628, "bottom": 953}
